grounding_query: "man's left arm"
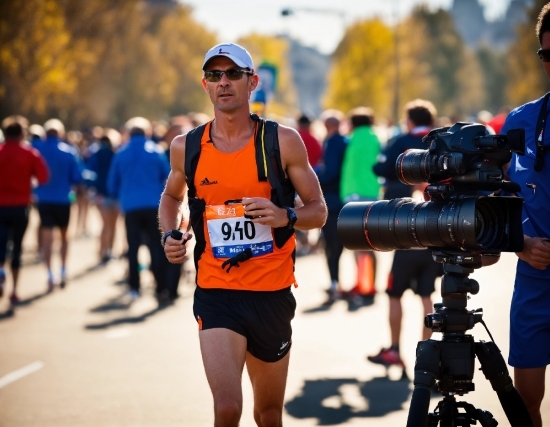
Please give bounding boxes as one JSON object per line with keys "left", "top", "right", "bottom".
{"left": 243, "top": 126, "right": 327, "bottom": 230}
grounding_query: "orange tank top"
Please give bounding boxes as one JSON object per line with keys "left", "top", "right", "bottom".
{"left": 194, "top": 121, "right": 296, "bottom": 291}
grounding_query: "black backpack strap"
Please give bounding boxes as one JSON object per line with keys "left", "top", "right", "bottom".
{"left": 251, "top": 114, "right": 296, "bottom": 248}
{"left": 185, "top": 123, "right": 208, "bottom": 198}
{"left": 184, "top": 123, "right": 209, "bottom": 278}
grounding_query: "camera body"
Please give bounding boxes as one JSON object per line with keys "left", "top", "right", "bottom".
{"left": 337, "top": 122, "right": 525, "bottom": 254}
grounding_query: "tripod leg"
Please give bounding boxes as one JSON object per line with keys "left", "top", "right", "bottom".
{"left": 475, "top": 341, "right": 534, "bottom": 427}
{"left": 406, "top": 339, "right": 441, "bottom": 427}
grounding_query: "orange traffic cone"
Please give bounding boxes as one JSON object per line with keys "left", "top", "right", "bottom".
{"left": 353, "top": 252, "right": 376, "bottom": 296}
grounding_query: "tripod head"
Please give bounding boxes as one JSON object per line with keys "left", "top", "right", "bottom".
{"left": 425, "top": 251, "right": 486, "bottom": 335}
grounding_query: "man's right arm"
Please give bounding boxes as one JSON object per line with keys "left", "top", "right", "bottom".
{"left": 516, "top": 235, "right": 550, "bottom": 270}
{"left": 158, "top": 135, "right": 191, "bottom": 263}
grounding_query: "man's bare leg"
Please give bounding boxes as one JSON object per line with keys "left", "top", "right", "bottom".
{"left": 514, "top": 366, "right": 545, "bottom": 427}
{"left": 59, "top": 227, "right": 69, "bottom": 287}
{"left": 199, "top": 328, "right": 248, "bottom": 427}
{"left": 40, "top": 227, "right": 54, "bottom": 290}
{"left": 389, "top": 296, "right": 402, "bottom": 346}
{"left": 246, "top": 351, "right": 290, "bottom": 427}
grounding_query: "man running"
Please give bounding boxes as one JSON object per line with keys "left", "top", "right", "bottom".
{"left": 158, "top": 43, "right": 327, "bottom": 427}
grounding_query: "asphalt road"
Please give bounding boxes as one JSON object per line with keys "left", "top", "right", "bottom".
{"left": 0, "top": 208, "right": 549, "bottom": 426}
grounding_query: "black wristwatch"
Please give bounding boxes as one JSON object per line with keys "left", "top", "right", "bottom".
{"left": 162, "top": 229, "right": 185, "bottom": 247}
{"left": 284, "top": 207, "right": 297, "bottom": 229}
{"left": 161, "top": 231, "right": 172, "bottom": 247}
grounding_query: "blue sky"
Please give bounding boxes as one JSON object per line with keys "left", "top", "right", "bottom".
{"left": 181, "top": 0, "right": 511, "bottom": 54}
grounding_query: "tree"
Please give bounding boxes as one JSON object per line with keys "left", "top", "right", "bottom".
{"left": 400, "top": 6, "right": 484, "bottom": 119}
{"left": 506, "top": 0, "right": 550, "bottom": 107}
{"left": 324, "top": 18, "right": 395, "bottom": 120}
{"left": 0, "top": 0, "right": 91, "bottom": 123}
{"left": 0, "top": 0, "right": 217, "bottom": 128}
{"left": 475, "top": 46, "right": 508, "bottom": 114}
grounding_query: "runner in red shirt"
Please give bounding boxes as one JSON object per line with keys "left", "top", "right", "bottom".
{"left": 0, "top": 118, "right": 49, "bottom": 305}
{"left": 296, "top": 114, "right": 322, "bottom": 167}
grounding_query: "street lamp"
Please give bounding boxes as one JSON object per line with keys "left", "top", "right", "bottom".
{"left": 280, "top": 7, "right": 346, "bottom": 28}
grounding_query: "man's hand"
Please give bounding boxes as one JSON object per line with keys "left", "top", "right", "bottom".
{"left": 164, "top": 232, "right": 193, "bottom": 264}
{"left": 242, "top": 197, "right": 288, "bottom": 228}
{"left": 516, "top": 236, "right": 550, "bottom": 270}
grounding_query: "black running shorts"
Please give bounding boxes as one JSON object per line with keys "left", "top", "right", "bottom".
{"left": 387, "top": 249, "right": 443, "bottom": 297}
{"left": 37, "top": 203, "right": 71, "bottom": 228}
{"left": 193, "top": 286, "right": 296, "bottom": 363}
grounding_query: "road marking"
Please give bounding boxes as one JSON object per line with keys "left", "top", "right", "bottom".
{"left": 0, "top": 361, "right": 44, "bottom": 389}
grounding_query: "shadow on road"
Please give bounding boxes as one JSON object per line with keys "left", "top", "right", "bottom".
{"left": 89, "top": 293, "right": 133, "bottom": 313}
{"left": 84, "top": 294, "right": 174, "bottom": 330}
{"left": 69, "top": 261, "right": 113, "bottom": 281}
{"left": 285, "top": 376, "right": 411, "bottom": 425}
{"left": 0, "top": 307, "right": 15, "bottom": 319}
{"left": 14, "top": 289, "right": 53, "bottom": 306}
{"left": 302, "top": 295, "right": 376, "bottom": 314}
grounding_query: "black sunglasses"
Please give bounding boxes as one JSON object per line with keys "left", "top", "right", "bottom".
{"left": 537, "top": 48, "right": 550, "bottom": 62}
{"left": 204, "top": 69, "right": 253, "bottom": 82}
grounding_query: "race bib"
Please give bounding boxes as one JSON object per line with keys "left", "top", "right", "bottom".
{"left": 205, "top": 203, "right": 274, "bottom": 259}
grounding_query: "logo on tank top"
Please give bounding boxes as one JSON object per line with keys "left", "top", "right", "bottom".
{"left": 200, "top": 177, "right": 218, "bottom": 186}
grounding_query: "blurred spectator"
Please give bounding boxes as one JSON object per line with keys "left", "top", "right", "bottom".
{"left": 295, "top": 113, "right": 323, "bottom": 256}
{"left": 188, "top": 112, "right": 211, "bottom": 128}
{"left": 340, "top": 107, "right": 381, "bottom": 303}
{"left": 488, "top": 106, "right": 511, "bottom": 134}
{"left": 34, "top": 118, "right": 83, "bottom": 291}
{"left": 107, "top": 117, "right": 171, "bottom": 302}
{"left": 70, "top": 129, "right": 93, "bottom": 238}
{"left": 369, "top": 99, "right": 443, "bottom": 370}
{"left": 28, "top": 124, "right": 46, "bottom": 145}
{"left": 314, "top": 109, "right": 348, "bottom": 304}
{"left": 296, "top": 113, "right": 322, "bottom": 168}
{"left": 0, "top": 117, "right": 49, "bottom": 304}
{"left": 88, "top": 128, "right": 121, "bottom": 264}
{"left": 161, "top": 123, "right": 185, "bottom": 156}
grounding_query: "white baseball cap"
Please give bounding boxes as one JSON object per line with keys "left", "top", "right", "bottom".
{"left": 202, "top": 43, "right": 254, "bottom": 70}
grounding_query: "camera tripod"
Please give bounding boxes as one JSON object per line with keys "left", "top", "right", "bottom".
{"left": 406, "top": 251, "right": 533, "bottom": 427}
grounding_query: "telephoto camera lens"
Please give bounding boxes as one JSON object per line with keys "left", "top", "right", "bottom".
{"left": 337, "top": 196, "right": 524, "bottom": 253}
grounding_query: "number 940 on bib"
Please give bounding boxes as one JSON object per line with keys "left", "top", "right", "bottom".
{"left": 205, "top": 204, "right": 274, "bottom": 259}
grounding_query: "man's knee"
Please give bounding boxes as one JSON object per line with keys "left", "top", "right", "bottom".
{"left": 517, "top": 383, "right": 544, "bottom": 407}
{"left": 214, "top": 399, "right": 242, "bottom": 426}
{"left": 515, "top": 369, "right": 545, "bottom": 408}
{"left": 254, "top": 406, "right": 282, "bottom": 427}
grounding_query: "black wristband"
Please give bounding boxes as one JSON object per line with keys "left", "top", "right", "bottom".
{"left": 285, "top": 207, "right": 297, "bottom": 229}
{"left": 161, "top": 231, "right": 172, "bottom": 247}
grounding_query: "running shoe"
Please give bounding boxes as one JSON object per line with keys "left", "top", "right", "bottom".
{"left": 9, "top": 293, "right": 19, "bottom": 305}
{"left": 322, "top": 288, "right": 342, "bottom": 306}
{"left": 367, "top": 348, "right": 405, "bottom": 368}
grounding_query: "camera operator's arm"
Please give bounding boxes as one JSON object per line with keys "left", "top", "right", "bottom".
{"left": 516, "top": 235, "right": 550, "bottom": 270}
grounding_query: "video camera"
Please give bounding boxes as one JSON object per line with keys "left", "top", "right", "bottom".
{"left": 337, "top": 122, "right": 526, "bottom": 254}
